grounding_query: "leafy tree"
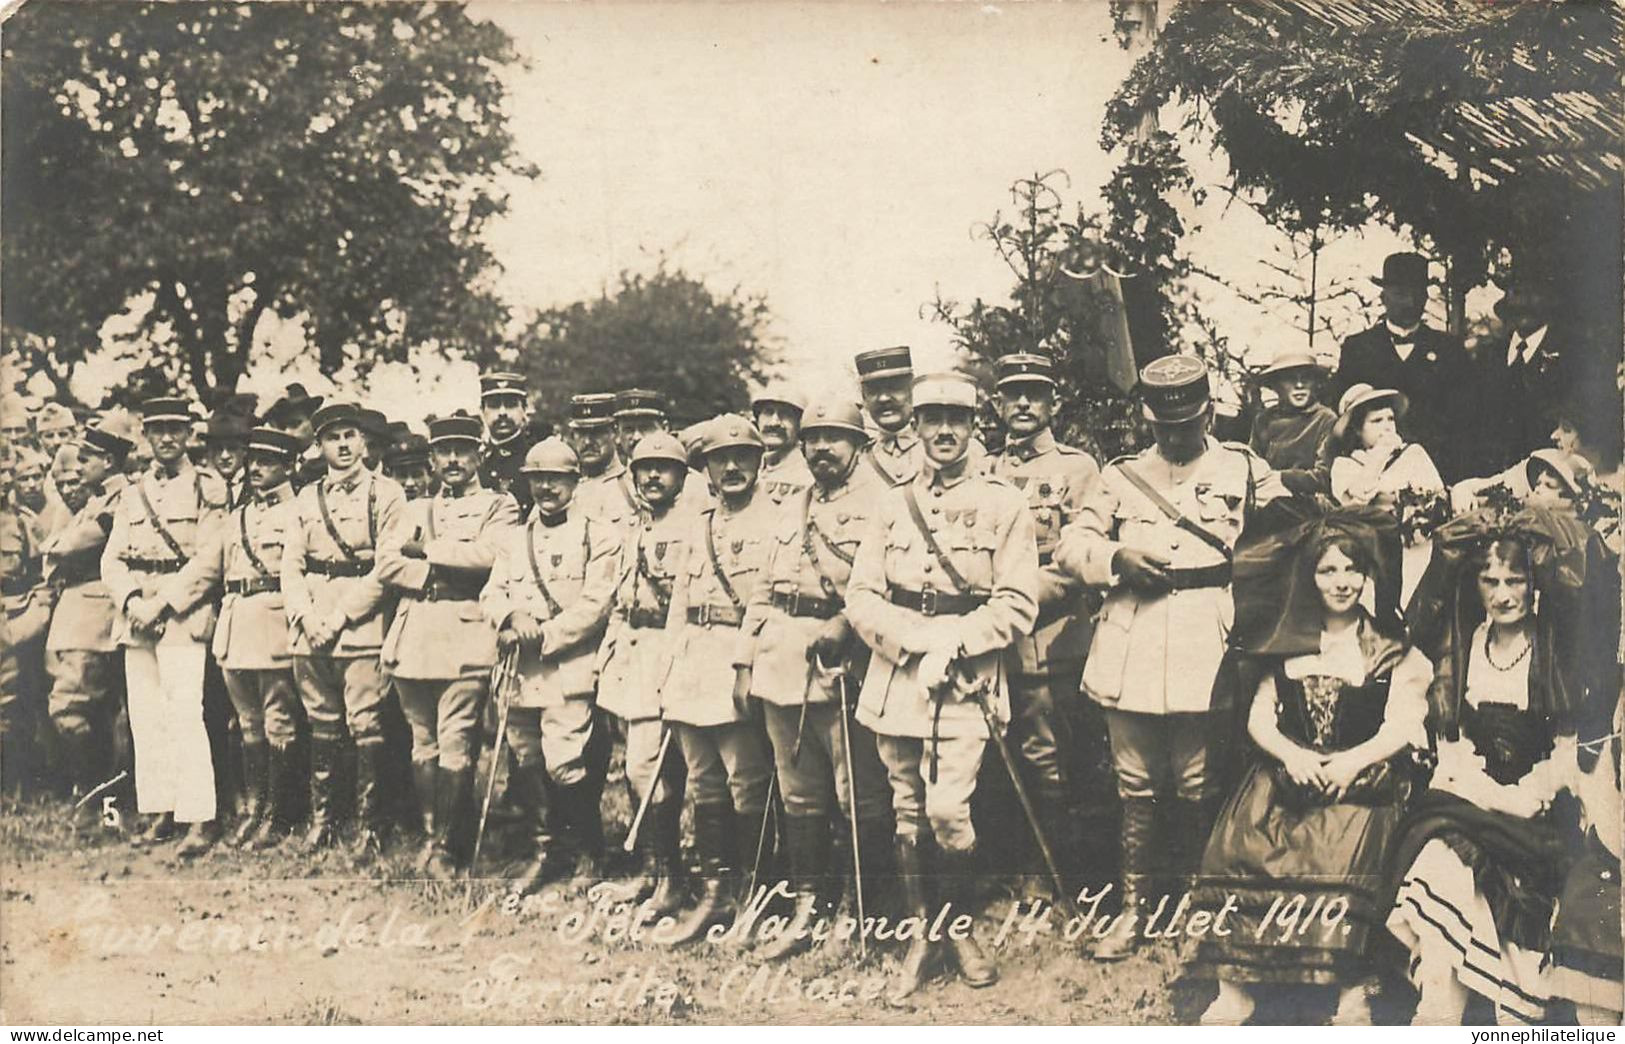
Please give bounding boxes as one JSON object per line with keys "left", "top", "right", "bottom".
{"left": 2, "top": 1, "right": 533, "bottom": 405}
{"left": 1101, "top": 0, "right": 1622, "bottom": 368}
{"left": 511, "top": 263, "right": 777, "bottom": 428}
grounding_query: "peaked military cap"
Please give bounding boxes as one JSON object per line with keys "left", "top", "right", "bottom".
{"left": 139, "top": 396, "right": 193, "bottom": 425}
{"left": 569, "top": 392, "right": 618, "bottom": 429}
{"left": 246, "top": 426, "right": 303, "bottom": 460}
{"left": 1138, "top": 355, "right": 1211, "bottom": 423}
{"left": 614, "top": 388, "right": 668, "bottom": 419}
{"left": 995, "top": 352, "right": 1058, "bottom": 389}
{"left": 428, "top": 413, "right": 484, "bottom": 445}
{"left": 854, "top": 345, "right": 913, "bottom": 382}
{"left": 912, "top": 371, "right": 978, "bottom": 410}
{"left": 310, "top": 401, "right": 363, "bottom": 436}
{"left": 480, "top": 372, "right": 528, "bottom": 400}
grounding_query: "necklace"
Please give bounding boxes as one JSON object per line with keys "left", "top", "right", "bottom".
{"left": 1483, "top": 627, "right": 1533, "bottom": 672}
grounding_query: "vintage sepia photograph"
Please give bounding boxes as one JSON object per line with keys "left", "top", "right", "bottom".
{"left": 0, "top": 0, "right": 1620, "bottom": 1028}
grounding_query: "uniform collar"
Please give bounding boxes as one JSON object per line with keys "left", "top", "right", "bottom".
{"left": 1004, "top": 427, "right": 1056, "bottom": 461}
{"left": 532, "top": 506, "right": 569, "bottom": 528}
{"left": 323, "top": 466, "right": 368, "bottom": 494}
{"left": 436, "top": 479, "right": 483, "bottom": 500}
{"left": 255, "top": 482, "right": 294, "bottom": 506}
{"left": 923, "top": 455, "right": 971, "bottom": 490}
{"left": 877, "top": 426, "right": 917, "bottom": 454}
{"left": 149, "top": 457, "right": 193, "bottom": 482}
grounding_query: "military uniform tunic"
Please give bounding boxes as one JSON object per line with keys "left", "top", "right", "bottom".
{"left": 481, "top": 508, "right": 621, "bottom": 784}
{"left": 0, "top": 506, "right": 49, "bottom": 745}
{"left": 480, "top": 434, "right": 535, "bottom": 514}
{"left": 758, "top": 448, "right": 813, "bottom": 506}
{"left": 42, "top": 478, "right": 125, "bottom": 739}
{"left": 100, "top": 459, "right": 230, "bottom": 823}
{"left": 280, "top": 466, "right": 407, "bottom": 745}
{"left": 845, "top": 461, "right": 1039, "bottom": 849}
{"left": 168, "top": 482, "right": 300, "bottom": 747}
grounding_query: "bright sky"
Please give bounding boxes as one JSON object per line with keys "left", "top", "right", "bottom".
{"left": 72, "top": 1, "right": 1475, "bottom": 424}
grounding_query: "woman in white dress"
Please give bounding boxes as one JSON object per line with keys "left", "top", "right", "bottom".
{"left": 1329, "top": 385, "right": 1444, "bottom": 605}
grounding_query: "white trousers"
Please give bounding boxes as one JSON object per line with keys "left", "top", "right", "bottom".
{"left": 125, "top": 643, "right": 215, "bottom": 823}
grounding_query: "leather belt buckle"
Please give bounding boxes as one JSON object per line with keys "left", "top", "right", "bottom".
{"left": 919, "top": 586, "right": 938, "bottom": 616}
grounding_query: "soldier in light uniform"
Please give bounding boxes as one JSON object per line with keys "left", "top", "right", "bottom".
{"left": 733, "top": 396, "right": 894, "bottom": 959}
{"left": 101, "top": 395, "right": 231, "bottom": 856}
{"left": 983, "top": 352, "right": 1105, "bottom": 902}
{"left": 0, "top": 462, "right": 50, "bottom": 799}
{"left": 568, "top": 393, "right": 629, "bottom": 524}
{"left": 751, "top": 384, "right": 813, "bottom": 505}
{"left": 477, "top": 372, "right": 536, "bottom": 515}
{"left": 657, "top": 415, "right": 777, "bottom": 943}
{"left": 168, "top": 426, "right": 303, "bottom": 848}
{"left": 1054, "top": 355, "right": 1285, "bottom": 960}
{"left": 281, "top": 402, "right": 409, "bottom": 855}
{"left": 846, "top": 372, "right": 1040, "bottom": 999}
{"left": 42, "top": 424, "right": 132, "bottom": 828}
{"left": 1, "top": 393, "right": 35, "bottom": 453}
{"left": 594, "top": 431, "right": 695, "bottom": 916}
{"left": 854, "top": 346, "right": 924, "bottom": 488}
{"left": 482, "top": 437, "right": 621, "bottom": 892}
{"left": 378, "top": 414, "right": 518, "bottom": 878}
{"left": 600, "top": 389, "right": 670, "bottom": 524}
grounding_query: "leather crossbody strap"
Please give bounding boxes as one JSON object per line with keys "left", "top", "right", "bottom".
{"left": 1115, "top": 461, "right": 1233, "bottom": 561}
{"left": 524, "top": 519, "right": 564, "bottom": 618}
{"left": 134, "top": 477, "right": 187, "bottom": 561}
{"left": 901, "top": 485, "right": 973, "bottom": 594}
{"left": 703, "top": 511, "right": 744, "bottom": 613}
{"left": 238, "top": 504, "right": 271, "bottom": 576}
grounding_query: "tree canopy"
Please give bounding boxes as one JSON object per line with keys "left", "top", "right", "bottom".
{"left": 512, "top": 264, "right": 777, "bottom": 427}
{"left": 2, "top": 1, "right": 533, "bottom": 406}
{"left": 1104, "top": 0, "right": 1622, "bottom": 363}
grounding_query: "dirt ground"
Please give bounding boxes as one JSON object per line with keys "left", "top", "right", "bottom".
{"left": 0, "top": 788, "right": 1247, "bottom": 1027}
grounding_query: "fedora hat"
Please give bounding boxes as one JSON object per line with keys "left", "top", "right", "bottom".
{"left": 1258, "top": 350, "right": 1329, "bottom": 381}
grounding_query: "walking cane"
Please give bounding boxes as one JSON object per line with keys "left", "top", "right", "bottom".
{"left": 746, "top": 773, "right": 778, "bottom": 903}
{"left": 962, "top": 667, "right": 1079, "bottom": 920}
{"left": 622, "top": 725, "right": 674, "bottom": 853}
{"left": 829, "top": 660, "right": 868, "bottom": 959}
{"left": 471, "top": 646, "right": 519, "bottom": 882}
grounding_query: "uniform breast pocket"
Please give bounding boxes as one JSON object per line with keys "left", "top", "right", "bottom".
{"left": 725, "top": 536, "right": 765, "bottom": 578}
{"left": 946, "top": 526, "right": 997, "bottom": 582}
{"left": 1193, "top": 481, "right": 1244, "bottom": 524}
{"left": 882, "top": 524, "right": 913, "bottom": 574}
{"left": 165, "top": 513, "right": 200, "bottom": 546}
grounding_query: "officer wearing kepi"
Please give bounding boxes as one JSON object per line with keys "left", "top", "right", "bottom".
{"left": 168, "top": 426, "right": 304, "bottom": 848}
{"left": 568, "top": 393, "right": 630, "bottom": 525}
{"left": 846, "top": 371, "right": 1039, "bottom": 1000}
{"left": 379, "top": 413, "right": 518, "bottom": 878}
{"left": 604, "top": 389, "right": 671, "bottom": 522}
{"left": 281, "top": 402, "right": 408, "bottom": 856}
{"left": 1055, "top": 354, "right": 1284, "bottom": 960}
{"left": 750, "top": 384, "right": 813, "bottom": 505}
{"left": 101, "top": 394, "right": 231, "bottom": 856}
{"left": 733, "top": 395, "right": 894, "bottom": 960}
{"left": 853, "top": 346, "right": 923, "bottom": 488}
{"left": 477, "top": 372, "right": 536, "bottom": 514}
{"left": 42, "top": 422, "right": 132, "bottom": 831}
{"left": 983, "top": 352, "right": 1104, "bottom": 904}
{"left": 482, "top": 437, "right": 621, "bottom": 892}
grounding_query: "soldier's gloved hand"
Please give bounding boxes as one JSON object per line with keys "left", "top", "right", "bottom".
{"left": 126, "top": 596, "right": 163, "bottom": 633}
{"left": 1112, "top": 547, "right": 1172, "bottom": 593}
{"left": 917, "top": 645, "right": 956, "bottom": 694}
{"left": 808, "top": 618, "right": 852, "bottom": 665}
{"left": 497, "top": 626, "right": 519, "bottom": 652}
{"left": 511, "top": 612, "right": 543, "bottom": 649}
{"left": 301, "top": 616, "right": 335, "bottom": 650}
{"left": 400, "top": 539, "right": 426, "bottom": 560}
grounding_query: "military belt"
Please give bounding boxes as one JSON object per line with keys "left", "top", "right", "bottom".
{"left": 1164, "top": 563, "right": 1232, "bottom": 590}
{"left": 304, "top": 556, "right": 372, "bottom": 578}
{"left": 51, "top": 556, "right": 102, "bottom": 586}
{"left": 411, "top": 575, "right": 486, "bottom": 602}
{"left": 887, "top": 586, "right": 988, "bottom": 617}
{"left": 686, "top": 603, "right": 744, "bottom": 628}
{"left": 769, "top": 589, "right": 842, "bottom": 620}
{"left": 225, "top": 577, "right": 281, "bottom": 596}
{"left": 625, "top": 607, "right": 668, "bottom": 630}
{"left": 121, "top": 555, "right": 186, "bottom": 574}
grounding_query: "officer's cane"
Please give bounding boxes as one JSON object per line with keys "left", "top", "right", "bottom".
{"left": 622, "top": 725, "right": 673, "bottom": 853}
{"left": 963, "top": 666, "right": 1079, "bottom": 920}
{"left": 472, "top": 646, "right": 519, "bottom": 881}
{"left": 828, "top": 659, "right": 868, "bottom": 959}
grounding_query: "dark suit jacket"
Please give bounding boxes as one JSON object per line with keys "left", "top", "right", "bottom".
{"left": 1472, "top": 324, "right": 1574, "bottom": 477}
{"left": 1329, "top": 323, "right": 1474, "bottom": 483}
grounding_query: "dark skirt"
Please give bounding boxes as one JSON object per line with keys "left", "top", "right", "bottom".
{"left": 1193, "top": 761, "right": 1403, "bottom": 985}
{"left": 1550, "top": 832, "right": 1624, "bottom": 1010}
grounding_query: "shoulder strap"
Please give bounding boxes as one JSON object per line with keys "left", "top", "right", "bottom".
{"left": 135, "top": 477, "right": 187, "bottom": 560}
{"left": 426, "top": 497, "right": 438, "bottom": 542}
{"left": 796, "top": 487, "right": 839, "bottom": 597}
{"left": 865, "top": 447, "right": 901, "bottom": 488}
{"left": 239, "top": 504, "right": 271, "bottom": 576}
{"left": 1115, "top": 460, "right": 1233, "bottom": 561}
{"left": 703, "top": 511, "right": 744, "bottom": 612}
{"left": 366, "top": 476, "right": 377, "bottom": 550}
{"left": 901, "top": 484, "right": 972, "bottom": 593}
{"left": 314, "top": 481, "right": 361, "bottom": 562}
{"left": 524, "top": 519, "right": 564, "bottom": 617}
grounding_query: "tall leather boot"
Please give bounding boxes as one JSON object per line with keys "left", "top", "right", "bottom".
{"left": 301, "top": 736, "right": 340, "bottom": 851}
{"left": 1169, "top": 796, "right": 1210, "bottom": 896}
{"left": 757, "top": 813, "right": 830, "bottom": 960}
{"left": 887, "top": 837, "right": 941, "bottom": 1004}
{"left": 597, "top": 812, "right": 661, "bottom": 904}
{"left": 425, "top": 764, "right": 474, "bottom": 881}
{"left": 940, "top": 845, "right": 997, "bottom": 987}
{"left": 411, "top": 760, "right": 437, "bottom": 838}
{"left": 248, "top": 744, "right": 298, "bottom": 850}
{"left": 513, "top": 759, "right": 566, "bottom": 894}
{"left": 349, "top": 741, "right": 388, "bottom": 859}
{"left": 641, "top": 798, "right": 687, "bottom": 921}
{"left": 59, "top": 728, "right": 101, "bottom": 832}
{"left": 1091, "top": 795, "right": 1155, "bottom": 961}
{"left": 554, "top": 777, "right": 604, "bottom": 889}
{"left": 229, "top": 742, "right": 270, "bottom": 847}
{"left": 663, "top": 801, "right": 734, "bottom": 944}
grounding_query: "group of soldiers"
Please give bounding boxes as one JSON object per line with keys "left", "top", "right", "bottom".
{"left": 4, "top": 343, "right": 1303, "bottom": 1001}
